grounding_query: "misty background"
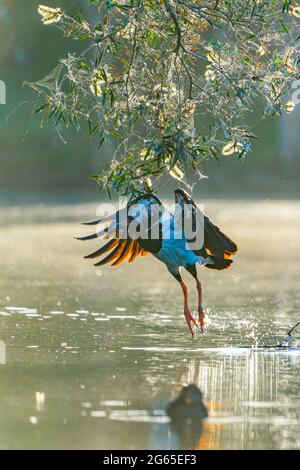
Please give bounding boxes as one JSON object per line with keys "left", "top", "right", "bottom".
{"left": 0, "top": 0, "right": 299, "bottom": 205}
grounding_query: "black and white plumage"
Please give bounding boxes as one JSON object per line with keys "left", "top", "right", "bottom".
{"left": 77, "top": 189, "right": 238, "bottom": 336}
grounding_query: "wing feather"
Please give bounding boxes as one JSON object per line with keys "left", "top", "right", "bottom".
{"left": 84, "top": 239, "right": 118, "bottom": 259}
{"left": 76, "top": 227, "right": 109, "bottom": 241}
{"left": 78, "top": 194, "right": 164, "bottom": 269}
{"left": 94, "top": 241, "right": 126, "bottom": 267}
{"left": 174, "top": 189, "right": 238, "bottom": 271}
{"left": 81, "top": 213, "right": 116, "bottom": 226}
{"left": 140, "top": 249, "right": 148, "bottom": 257}
{"left": 111, "top": 240, "right": 135, "bottom": 267}
{"left": 128, "top": 242, "right": 142, "bottom": 264}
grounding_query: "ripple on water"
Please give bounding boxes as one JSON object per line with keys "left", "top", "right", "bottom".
{"left": 121, "top": 346, "right": 250, "bottom": 354}
{"left": 205, "top": 415, "right": 299, "bottom": 426}
{"left": 107, "top": 315, "right": 138, "bottom": 320}
{"left": 100, "top": 400, "right": 131, "bottom": 407}
{"left": 121, "top": 346, "right": 300, "bottom": 356}
{"left": 109, "top": 410, "right": 169, "bottom": 424}
{"left": 241, "top": 401, "right": 300, "bottom": 409}
{"left": 5, "top": 307, "right": 38, "bottom": 314}
{"left": 90, "top": 411, "right": 107, "bottom": 418}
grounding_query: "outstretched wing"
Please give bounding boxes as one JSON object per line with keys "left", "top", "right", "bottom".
{"left": 76, "top": 194, "right": 164, "bottom": 268}
{"left": 174, "top": 189, "right": 238, "bottom": 270}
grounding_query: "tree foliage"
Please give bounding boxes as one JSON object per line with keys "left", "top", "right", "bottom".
{"left": 30, "top": 1, "right": 300, "bottom": 197}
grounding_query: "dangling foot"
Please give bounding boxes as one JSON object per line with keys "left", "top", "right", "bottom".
{"left": 198, "top": 306, "right": 205, "bottom": 333}
{"left": 184, "top": 307, "right": 197, "bottom": 337}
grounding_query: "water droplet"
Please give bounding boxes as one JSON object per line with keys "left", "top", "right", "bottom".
{"left": 36, "top": 391, "right": 45, "bottom": 411}
{"left": 81, "top": 402, "right": 92, "bottom": 409}
{"left": 29, "top": 416, "right": 38, "bottom": 425}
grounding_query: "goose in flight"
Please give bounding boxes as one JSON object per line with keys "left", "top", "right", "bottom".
{"left": 77, "top": 189, "right": 238, "bottom": 336}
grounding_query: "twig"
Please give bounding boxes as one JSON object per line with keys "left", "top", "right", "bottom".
{"left": 163, "top": 0, "right": 182, "bottom": 53}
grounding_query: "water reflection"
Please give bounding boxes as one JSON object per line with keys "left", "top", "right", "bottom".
{"left": 1, "top": 318, "right": 300, "bottom": 449}
{"left": 165, "top": 385, "right": 207, "bottom": 450}
{"left": 149, "top": 418, "right": 205, "bottom": 451}
{"left": 175, "top": 351, "right": 300, "bottom": 450}
{"left": 105, "top": 350, "right": 300, "bottom": 450}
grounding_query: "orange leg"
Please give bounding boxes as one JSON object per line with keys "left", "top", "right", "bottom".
{"left": 180, "top": 280, "right": 197, "bottom": 337}
{"left": 196, "top": 278, "right": 205, "bottom": 332}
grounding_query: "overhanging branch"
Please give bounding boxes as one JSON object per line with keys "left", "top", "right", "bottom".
{"left": 163, "top": 0, "right": 182, "bottom": 53}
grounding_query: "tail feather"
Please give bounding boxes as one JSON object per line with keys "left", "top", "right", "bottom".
{"left": 205, "top": 257, "right": 233, "bottom": 271}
